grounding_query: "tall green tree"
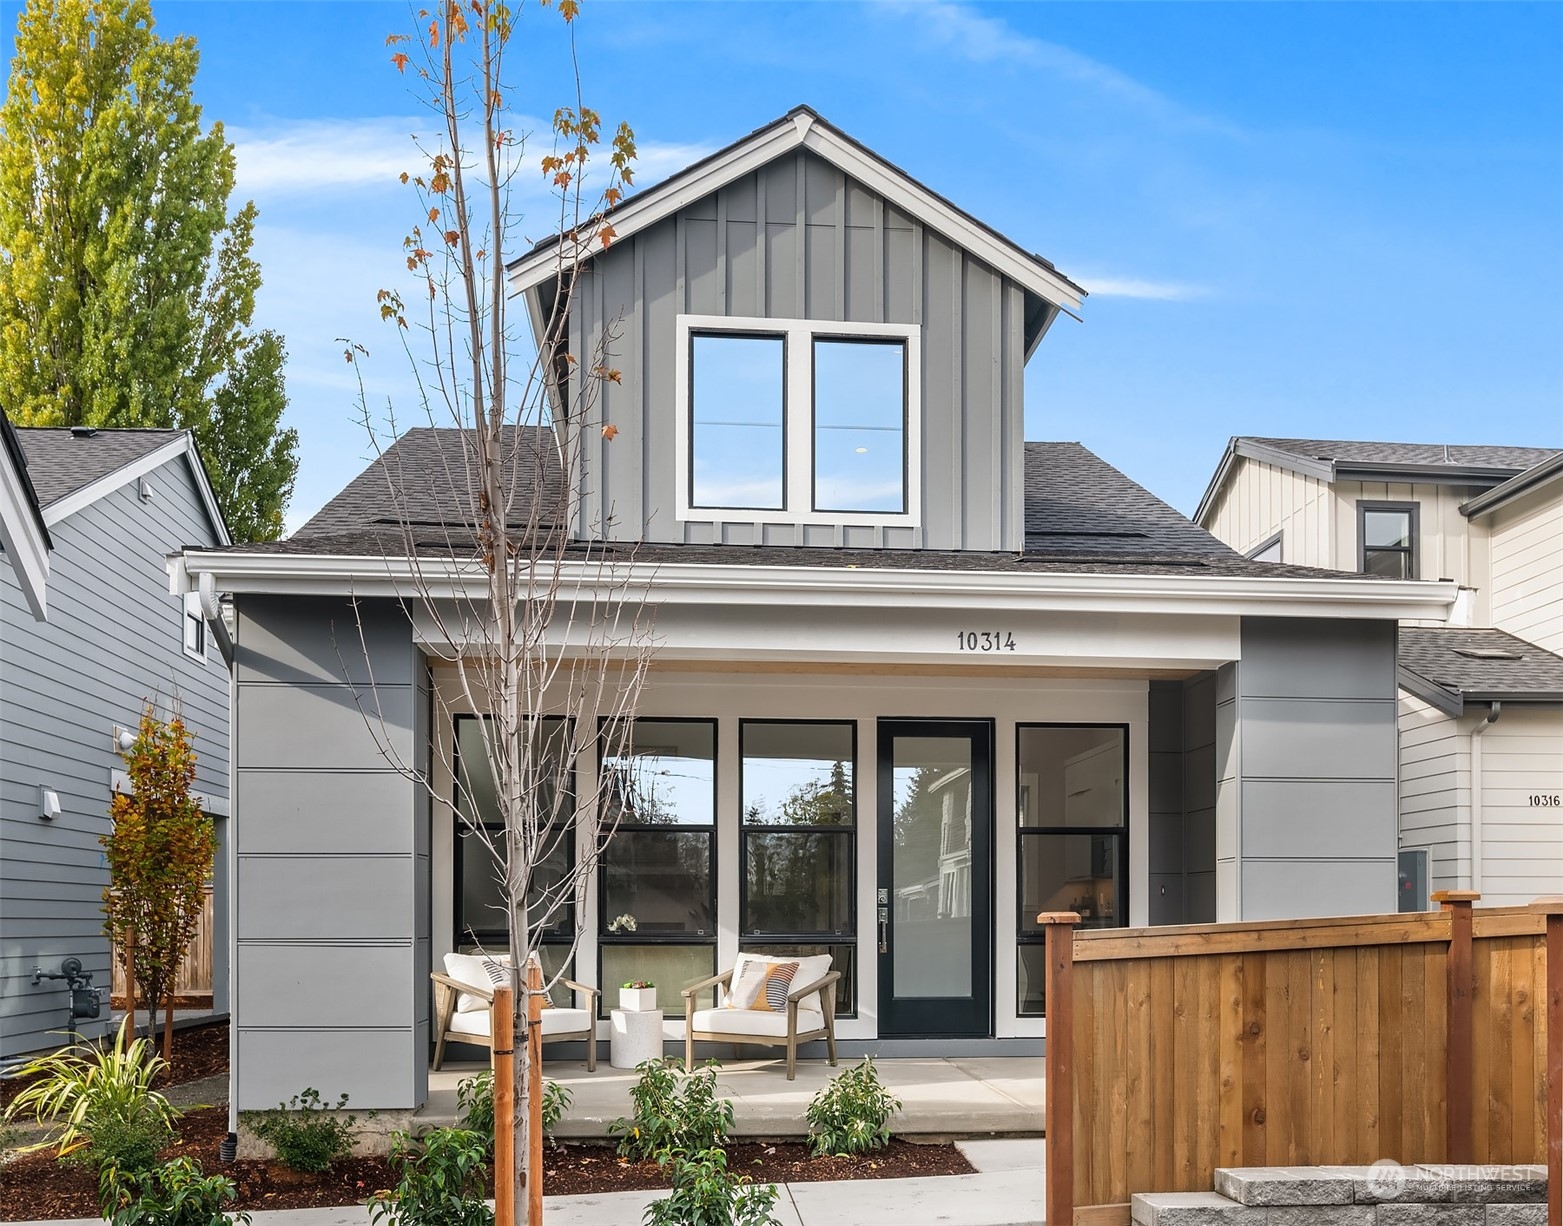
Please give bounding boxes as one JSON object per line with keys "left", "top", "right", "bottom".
{"left": 0, "top": 0, "right": 298, "bottom": 540}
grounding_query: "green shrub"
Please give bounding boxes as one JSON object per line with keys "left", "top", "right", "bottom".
{"left": 244, "top": 1088, "right": 357, "bottom": 1173}
{"left": 643, "top": 1147, "right": 781, "bottom": 1226}
{"left": 456, "top": 1070, "right": 571, "bottom": 1148}
{"left": 1, "top": 1016, "right": 181, "bottom": 1172}
{"left": 368, "top": 1127, "right": 492, "bottom": 1226}
{"left": 610, "top": 1059, "right": 732, "bottom": 1163}
{"left": 804, "top": 1057, "right": 901, "bottom": 1157}
{"left": 99, "top": 1155, "right": 250, "bottom": 1226}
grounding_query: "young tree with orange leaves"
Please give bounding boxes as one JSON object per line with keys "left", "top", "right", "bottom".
{"left": 101, "top": 705, "right": 216, "bottom": 1065}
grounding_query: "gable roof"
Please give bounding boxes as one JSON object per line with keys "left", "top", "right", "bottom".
{"left": 16, "top": 427, "right": 230, "bottom": 543}
{"left": 0, "top": 412, "right": 51, "bottom": 619}
{"left": 1195, "top": 435, "right": 1561, "bottom": 526}
{"left": 1460, "top": 450, "right": 1563, "bottom": 520}
{"left": 1398, "top": 626, "right": 1563, "bottom": 716}
{"left": 506, "top": 106, "right": 1085, "bottom": 318}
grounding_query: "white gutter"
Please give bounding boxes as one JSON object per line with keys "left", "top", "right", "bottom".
{"left": 197, "top": 570, "right": 235, "bottom": 668}
{"left": 174, "top": 551, "right": 1461, "bottom": 621}
{"left": 1469, "top": 701, "right": 1502, "bottom": 894}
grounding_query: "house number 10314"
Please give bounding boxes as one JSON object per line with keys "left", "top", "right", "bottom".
{"left": 957, "top": 631, "right": 1017, "bottom": 652}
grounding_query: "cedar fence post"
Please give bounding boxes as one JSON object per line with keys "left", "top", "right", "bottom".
{"left": 493, "top": 982, "right": 515, "bottom": 1226}
{"left": 1041, "top": 912, "right": 1081, "bottom": 1226}
{"left": 527, "top": 957, "right": 544, "bottom": 1226}
{"left": 1434, "top": 889, "right": 1479, "bottom": 1164}
{"left": 1535, "top": 897, "right": 1563, "bottom": 1226}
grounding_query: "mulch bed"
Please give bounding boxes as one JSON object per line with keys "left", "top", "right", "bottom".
{"left": 1, "top": 1020, "right": 230, "bottom": 1112}
{"left": 2, "top": 1019, "right": 974, "bottom": 1218}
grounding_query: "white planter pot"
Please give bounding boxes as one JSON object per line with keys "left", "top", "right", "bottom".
{"left": 619, "top": 987, "right": 658, "bottom": 1012}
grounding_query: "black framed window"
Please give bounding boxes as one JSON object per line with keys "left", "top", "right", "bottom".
{"left": 1015, "top": 725, "right": 1129, "bottom": 1017}
{"left": 739, "top": 720, "right": 856, "bottom": 1016}
{"left": 1358, "top": 501, "right": 1419, "bottom": 579}
{"left": 690, "top": 334, "right": 786, "bottom": 511}
{"left": 453, "top": 715, "right": 576, "bottom": 984}
{"left": 598, "top": 719, "right": 717, "bottom": 1016}
{"left": 812, "top": 339, "right": 907, "bottom": 514}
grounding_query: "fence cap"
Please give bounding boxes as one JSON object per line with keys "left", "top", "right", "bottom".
{"left": 1036, "top": 911, "right": 1083, "bottom": 925}
{"left": 1531, "top": 895, "right": 1563, "bottom": 916}
{"left": 1431, "top": 890, "right": 1482, "bottom": 903}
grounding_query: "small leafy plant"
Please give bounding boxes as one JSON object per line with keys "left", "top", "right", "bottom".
{"left": 611, "top": 1058, "right": 732, "bottom": 1163}
{"left": 368, "top": 1128, "right": 493, "bottom": 1226}
{"left": 100, "top": 1156, "right": 250, "bottom": 1226}
{"left": 456, "top": 1070, "right": 571, "bottom": 1148}
{"left": 643, "top": 1146, "right": 781, "bottom": 1226}
{"left": 805, "top": 1057, "right": 901, "bottom": 1157}
{"left": 244, "top": 1088, "right": 357, "bottom": 1173}
{"left": 2, "top": 1016, "right": 180, "bottom": 1171}
{"left": 621, "top": 979, "right": 655, "bottom": 989}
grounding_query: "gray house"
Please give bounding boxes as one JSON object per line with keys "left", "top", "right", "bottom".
{"left": 176, "top": 108, "right": 1461, "bottom": 1113}
{"left": 1, "top": 425, "right": 231, "bottom": 1059}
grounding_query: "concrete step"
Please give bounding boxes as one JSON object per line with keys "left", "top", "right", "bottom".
{"left": 1131, "top": 1191, "right": 1266, "bottom": 1226}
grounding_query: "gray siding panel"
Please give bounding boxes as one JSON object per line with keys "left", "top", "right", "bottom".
{"left": 566, "top": 150, "right": 1027, "bottom": 552}
{"left": 236, "top": 1030, "right": 417, "bottom": 1110}
{"left": 0, "top": 454, "right": 228, "bottom": 1057}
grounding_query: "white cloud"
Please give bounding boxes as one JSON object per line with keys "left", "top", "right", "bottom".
{"left": 874, "top": 0, "right": 1240, "bottom": 136}
{"left": 1078, "top": 275, "right": 1213, "bottom": 302}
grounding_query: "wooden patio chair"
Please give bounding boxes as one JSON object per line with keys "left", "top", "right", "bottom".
{"left": 431, "top": 952, "right": 598, "bottom": 1072}
{"left": 681, "top": 952, "right": 840, "bottom": 1080}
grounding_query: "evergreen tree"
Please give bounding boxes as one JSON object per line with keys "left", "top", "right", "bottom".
{"left": 0, "top": 0, "right": 298, "bottom": 540}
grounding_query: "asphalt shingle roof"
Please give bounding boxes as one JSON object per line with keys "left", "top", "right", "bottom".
{"left": 1247, "top": 438, "right": 1559, "bottom": 472}
{"left": 16, "top": 428, "right": 181, "bottom": 507}
{"left": 1399, "top": 627, "right": 1563, "bottom": 700}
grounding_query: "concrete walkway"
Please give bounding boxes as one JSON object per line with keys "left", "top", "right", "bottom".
{"left": 12, "top": 1140, "right": 1046, "bottom": 1226}
{"left": 418, "top": 1057, "right": 1044, "bottom": 1141}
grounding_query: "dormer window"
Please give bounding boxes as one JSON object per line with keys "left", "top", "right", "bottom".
{"left": 1358, "top": 501, "right": 1419, "bottom": 579}
{"left": 676, "top": 314, "right": 921, "bottom": 526}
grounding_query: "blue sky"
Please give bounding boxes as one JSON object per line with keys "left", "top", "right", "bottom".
{"left": 15, "top": 1, "right": 1563, "bottom": 527}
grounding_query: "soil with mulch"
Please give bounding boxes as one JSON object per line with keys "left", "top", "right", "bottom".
{"left": 1, "top": 1020, "right": 230, "bottom": 1112}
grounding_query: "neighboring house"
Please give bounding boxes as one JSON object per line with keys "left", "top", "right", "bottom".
{"left": 175, "top": 108, "right": 1459, "bottom": 1113}
{"left": 0, "top": 426, "right": 232, "bottom": 1060}
{"left": 1196, "top": 437, "right": 1563, "bottom": 909}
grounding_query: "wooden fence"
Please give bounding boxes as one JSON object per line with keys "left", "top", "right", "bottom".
{"left": 110, "top": 885, "right": 215, "bottom": 1007}
{"left": 1041, "top": 894, "right": 1563, "bottom": 1226}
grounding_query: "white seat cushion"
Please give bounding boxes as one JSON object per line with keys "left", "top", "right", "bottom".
{"left": 721, "top": 953, "right": 834, "bottom": 1011}
{"left": 691, "top": 1006, "right": 823, "bottom": 1038}
{"left": 446, "top": 1007, "right": 589, "bottom": 1039}
{"left": 444, "top": 952, "right": 511, "bottom": 1013}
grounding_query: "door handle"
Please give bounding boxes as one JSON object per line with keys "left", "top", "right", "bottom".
{"left": 878, "top": 906, "right": 889, "bottom": 954}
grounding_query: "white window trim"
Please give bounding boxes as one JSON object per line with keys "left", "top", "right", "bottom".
{"left": 182, "top": 591, "right": 208, "bottom": 663}
{"left": 673, "top": 313, "right": 922, "bottom": 528}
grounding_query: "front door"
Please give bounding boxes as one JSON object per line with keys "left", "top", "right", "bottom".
{"left": 876, "top": 720, "right": 993, "bottom": 1037}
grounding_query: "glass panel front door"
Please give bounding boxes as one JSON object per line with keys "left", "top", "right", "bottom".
{"left": 877, "top": 720, "right": 992, "bottom": 1037}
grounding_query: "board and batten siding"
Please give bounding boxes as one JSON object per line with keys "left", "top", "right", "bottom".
{"left": 1485, "top": 480, "right": 1563, "bottom": 653}
{"left": 0, "top": 458, "right": 229, "bottom": 1058}
{"left": 231, "top": 595, "right": 430, "bottom": 1111}
{"left": 1201, "top": 456, "right": 1333, "bottom": 567}
{"left": 565, "top": 149, "right": 1028, "bottom": 552}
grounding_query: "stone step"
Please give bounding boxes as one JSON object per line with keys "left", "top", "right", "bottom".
{"left": 1213, "top": 1164, "right": 1547, "bottom": 1210}
{"left": 1131, "top": 1191, "right": 1266, "bottom": 1226}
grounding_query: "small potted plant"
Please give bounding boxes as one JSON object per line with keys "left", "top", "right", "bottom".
{"left": 619, "top": 979, "right": 657, "bottom": 1011}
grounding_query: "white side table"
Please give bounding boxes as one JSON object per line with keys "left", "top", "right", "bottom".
{"left": 609, "top": 1007, "right": 665, "bottom": 1069}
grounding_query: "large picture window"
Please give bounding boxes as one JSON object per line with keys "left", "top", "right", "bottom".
{"left": 676, "top": 314, "right": 920, "bottom": 527}
{"left": 453, "top": 716, "right": 576, "bottom": 990}
{"left": 1015, "top": 725, "right": 1129, "bottom": 1017}
{"left": 598, "top": 719, "right": 718, "bottom": 1016}
{"left": 739, "top": 721, "right": 856, "bottom": 1015}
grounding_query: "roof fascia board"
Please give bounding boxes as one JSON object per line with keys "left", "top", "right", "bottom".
{"left": 1333, "top": 461, "right": 1528, "bottom": 487}
{"left": 0, "top": 454, "right": 50, "bottom": 620}
{"left": 507, "top": 114, "right": 1084, "bottom": 316}
{"left": 43, "top": 434, "right": 231, "bottom": 546}
{"left": 1193, "top": 439, "right": 1239, "bottom": 527}
{"left": 1397, "top": 665, "right": 1464, "bottom": 717}
{"left": 179, "top": 550, "right": 1459, "bottom": 620}
{"left": 1232, "top": 438, "right": 1336, "bottom": 483}
{"left": 1461, "top": 451, "right": 1563, "bottom": 519}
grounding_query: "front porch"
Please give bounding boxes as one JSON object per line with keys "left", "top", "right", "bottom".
{"left": 415, "top": 1054, "right": 1045, "bottom": 1140}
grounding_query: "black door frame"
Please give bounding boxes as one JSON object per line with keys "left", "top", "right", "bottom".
{"left": 875, "top": 718, "right": 994, "bottom": 1038}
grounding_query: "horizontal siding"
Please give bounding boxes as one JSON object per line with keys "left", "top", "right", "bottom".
{"left": 0, "top": 455, "right": 228, "bottom": 1058}
{"left": 1203, "top": 457, "right": 1332, "bottom": 567}
{"left": 1488, "top": 483, "right": 1563, "bottom": 652}
{"left": 1398, "top": 694, "right": 1468, "bottom": 897}
{"left": 1474, "top": 706, "right": 1563, "bottom": 907}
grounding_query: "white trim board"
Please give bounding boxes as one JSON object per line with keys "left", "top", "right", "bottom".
{"left": 506, "top": 108, "right": 1084, "bottom": 315}
{"left": 0, "top": 444, "right": 50, "bottom": 620}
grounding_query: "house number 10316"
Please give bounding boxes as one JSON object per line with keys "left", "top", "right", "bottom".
{"left": 957, "top": 631, "right": 1017, "bottom": 652}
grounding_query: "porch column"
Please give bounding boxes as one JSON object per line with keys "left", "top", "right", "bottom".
{"left": 231, "top": 595, "right": 430, "bottom": 1112}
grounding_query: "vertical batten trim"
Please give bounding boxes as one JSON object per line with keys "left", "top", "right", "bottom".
{"left": 951, "top": 249, "right": 965, "bottom": 551}
{"left": 629, "top": 237, "right": 646, "bottom": 541}
{"left": 794, "top": 151, "right": 807, "bottom": 320}
{"left": 833, "top": 168, "right": 846, "bottom": 322}
{"left": 911, "top": 221, "right": 925, "bottom": 548}
{"left": 715, "top": 187, "right": 728, "bottom": 315}
{"left": 988, "top": 272, "right": 1002, "bottom": 551}
{"left": 872, "top": 192, "right": 885, "bottom": 322}
{"left": 755, "top": 169, "right": 768, "bottom": 316}
{"left": 592, "top": 266, "right": 608, "bottom": 540}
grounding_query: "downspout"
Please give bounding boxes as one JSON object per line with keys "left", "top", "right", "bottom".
{"left": 197, "top": 570, "right": 234, "bottom": 667}
{"left": 1469, "top": 701, "right": 1501, "bottom": 894}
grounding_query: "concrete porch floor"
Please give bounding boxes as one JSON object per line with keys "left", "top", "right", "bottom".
{"left": 418, "top": 1055, "right": 1044, "bottom": 1139}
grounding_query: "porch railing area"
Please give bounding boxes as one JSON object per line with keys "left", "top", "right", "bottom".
{"left": 1040, "top": 893, "right": 1561, "bottom": 1226}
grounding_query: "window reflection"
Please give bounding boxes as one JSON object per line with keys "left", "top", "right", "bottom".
{"left": 691, "top": 334, "right": 785, "bottom": 510}
{"left": 813, "top": 339, "right": 906, "bottom": 513}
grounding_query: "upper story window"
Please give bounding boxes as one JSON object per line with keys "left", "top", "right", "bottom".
{"left": 1358, "top": 501, "right": 1419, "bottom": 579}
{"left": 676, "top": 314, "right": 921, "bottom": 527}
